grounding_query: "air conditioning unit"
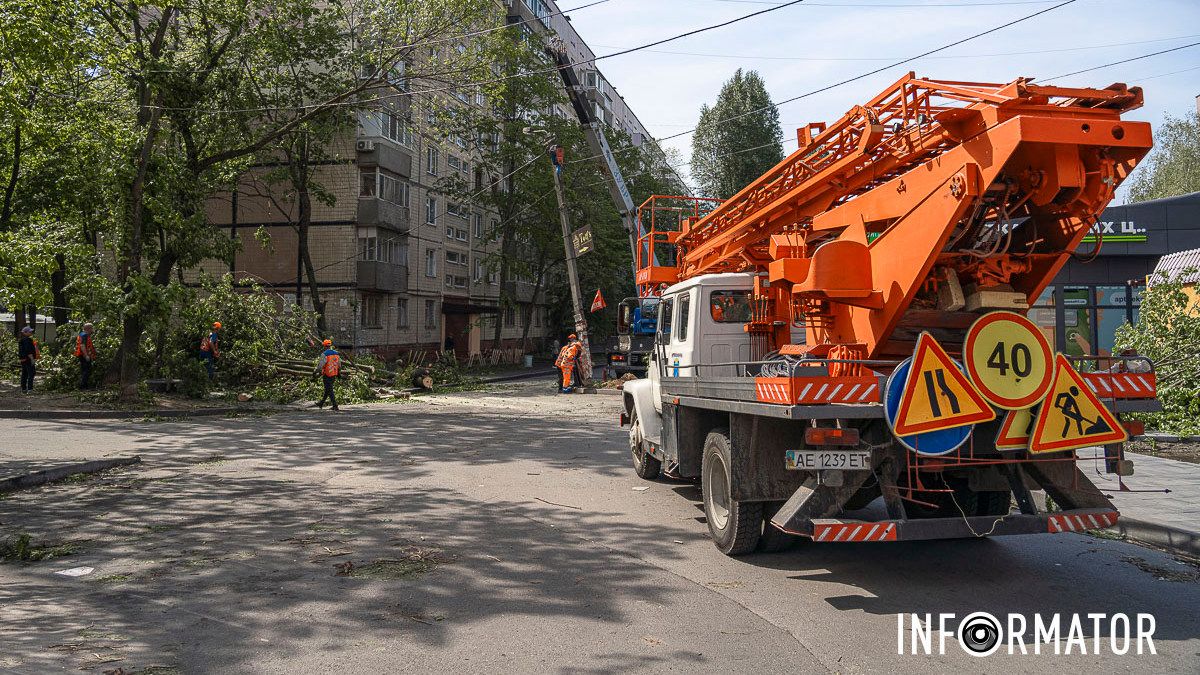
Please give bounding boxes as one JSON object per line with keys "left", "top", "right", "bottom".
{"left": 356, "top": 140, "right": 376, "bottom": 152}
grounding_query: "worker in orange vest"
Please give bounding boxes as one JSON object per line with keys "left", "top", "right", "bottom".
{"left": 199, "top": 321, "right": 221, "bottom": 380}
{"left": 315, "top": 339, "right": 341, "bottom": 411}
{"left": 556, "top": 333, "right": 582, "bottom": 393}
{"left": 74, "top": 322, "right": 97, "bottom": 389}
{"left": 17, "top": 326, "right": 39, "bottom": 393}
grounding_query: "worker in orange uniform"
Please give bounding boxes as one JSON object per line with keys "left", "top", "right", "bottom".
{"left": 75, "top": 322, "right": 97, "bottom": 389}
{"left": 315, "top": 339, "right": 341, "bottom": 411}
{"left": 199, "top": 321, "right": 222, "bottom": 380}
{"left": 556, "top": 333, "right": 582, "bottom": 393}
{"left": 17, "top": 326, "right": 39, "bottom": 393}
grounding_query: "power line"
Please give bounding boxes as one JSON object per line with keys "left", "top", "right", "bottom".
{"left": 590, "top": 34, "right": 1200, "bottom": 63}
{"left": 656, "top": 0, "right": 1079, "bottom": 143}
{"left": 1041, "top": 41, "right": 1200, "bottom": 81}
{"left": 709, "top": 0, "right": 1055, "bottom": 5}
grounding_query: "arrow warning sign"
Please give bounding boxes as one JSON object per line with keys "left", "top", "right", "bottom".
{"left": 1029, "top": 354, "right": 1127, "bottom": 454}
{"left": 893, "top": 332, "right": 996, "bottom": 436}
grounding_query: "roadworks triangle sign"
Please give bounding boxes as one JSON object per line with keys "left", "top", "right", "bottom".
{"left": 995, "top": 406, "right": 1035, "bottom": 450}
{"left": 893, "top": 332, "right": 997, "bottom": 436}
{"left": 1030, "top": 354, "right": 1127, "bottom": 453}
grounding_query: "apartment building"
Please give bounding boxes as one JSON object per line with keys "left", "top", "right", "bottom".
{"left": 202, "top": 0, "right": 655, "bottom": 359}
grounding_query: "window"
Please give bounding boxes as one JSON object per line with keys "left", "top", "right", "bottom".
{"left": 397, "top": 298, "right": 409, "bottom": 328}
{"left": 447, "top": 225, "right": 456, "bottom": 239}
{"left": 379, "top": 171, "right": 409, "bottom": 206}
{"left": 425, "top": 196, "right": 437, "bottom": 224}
{"left": 425, "top": 299, "right": 438, "bottom": 329}
{"left": 676, "top": 294, "right": 690, "bottom": 342}
{"left": 448, "top": 155, "right": 461, "bottom": 172}
{"left": 447, "top": 202, "right": 468, "bottom": 218}
{"left": 425, "top": 249, "right": 437, "bottom": 277}
{"left": 445, "top": 274, "right": 468, "bottom": 289}
{"left": 426, "top": 146, "right": 439, "bottom": 175}
{"left": 446, "top": 250, "right": 467, "bottom": 266}
{"left": 504, "top": 305, "right": 516, "bottom": 327}
{"left": 359, "top": 170, "right": 377, "bottom": 197}
{"left": 358, "top": 236, "right": 377, "bottom": 262}
{"left": 709, "top": 291, "right": 752, "bottom": 323}
{"left": 455, "top": 228, "right": 468, "bottom": 242}
{"left": 659, "top": 297, "right": 674, "bottom": 341}
{"left": 520, "top": 304, "right": 531, "bottom": 327}
{"left": 361, "top": 295, "right": 382, "bottom": 328}
{"left": 474, "top": 258, "right": 485, "bottom": 282}
{"left": 474, "top": 213, "right": 484, "bottom": 238}
{"left": 381, "top": 111, "right": 413, "bottom": 147}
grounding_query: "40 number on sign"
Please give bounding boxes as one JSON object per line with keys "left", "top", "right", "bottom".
{"left": 964, "top": 311, "right": 1054, "bottom": 410}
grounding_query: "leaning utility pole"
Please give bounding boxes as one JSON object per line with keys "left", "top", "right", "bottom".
{"left": 548, "top": 144, "right": 593, "bottom": 384}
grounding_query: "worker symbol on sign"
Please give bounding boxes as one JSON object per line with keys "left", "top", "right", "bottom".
{"left": 1053, "top": 385, "right": 1112, "bottom": 439}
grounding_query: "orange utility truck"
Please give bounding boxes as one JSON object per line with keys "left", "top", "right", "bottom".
{"left": 620, "top": 74, "right": 1158, "bottom": 555}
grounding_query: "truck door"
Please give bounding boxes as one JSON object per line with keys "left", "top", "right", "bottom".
{"left": 650, "top": 295, "right": 674, "bottom": 412}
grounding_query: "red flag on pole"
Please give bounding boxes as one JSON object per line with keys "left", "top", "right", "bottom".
{"left": 590, "top": 289, "right": 606, "bottom": 312}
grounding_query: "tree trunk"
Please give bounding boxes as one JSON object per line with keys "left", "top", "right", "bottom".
{"left": 12, "top": 307, "right": 25, "bottom": 338}
{"left": 289, "top": 142, "right": 326, "bottom": 334}
{"left": 51, "top": 253, "right": 69, "bottom": 328}
{"left": 518, "top": 250, "right": 548, "bottom": 351}
{"left": 1, "top": 116, "right": 21, "bottom": 230}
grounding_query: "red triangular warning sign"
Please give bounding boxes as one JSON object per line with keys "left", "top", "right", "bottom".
{"left": 995, "top": 406, "right": 1036, "bottom": 450}
{"left": 893, "top": 332, "right": 997, "bottom": 436}
{"left": 590, "top": 289, "right": 606, "bottom": 313}
{"left": 1030, "top": 354, "right": 1127, "bottom": 454}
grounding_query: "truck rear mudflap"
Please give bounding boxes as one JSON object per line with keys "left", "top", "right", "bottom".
{"left": 777, "top": 508, "right": 1119, "bottom": 542}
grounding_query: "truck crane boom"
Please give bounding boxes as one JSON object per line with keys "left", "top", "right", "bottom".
{"left": 636, "top": 73, "right": 1151, "bottom": 361}
{"left": 547, "top": 40, "right": 640, "bottom": 280}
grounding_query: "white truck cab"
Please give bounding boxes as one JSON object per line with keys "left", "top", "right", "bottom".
{"left": 625, "top": 273, "right": 755, "bottom": 441}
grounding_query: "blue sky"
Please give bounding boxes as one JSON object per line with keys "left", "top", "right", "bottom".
{"left": 564, "top": 0, "right": 1200, "bottom": 201}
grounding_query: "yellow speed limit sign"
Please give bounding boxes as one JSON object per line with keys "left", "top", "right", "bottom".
{"left": 964, "top": 311, "right": 1053, "bottom": 410}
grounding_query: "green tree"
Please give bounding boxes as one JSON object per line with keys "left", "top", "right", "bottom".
{"left": 1128, "top": 110, "right": 1200, "bottom": 203}
{"left": 1115, "top": 269, "right": 1200, "bottom": 434}
{"left": 690, "top": 69, "right": 783, "bottom": 200}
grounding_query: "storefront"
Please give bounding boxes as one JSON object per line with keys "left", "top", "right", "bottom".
{"left": 1032, "top": 191, "right": 1200, "bottom": 359}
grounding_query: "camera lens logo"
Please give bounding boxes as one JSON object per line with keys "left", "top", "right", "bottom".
{"left": 958, "top": 612, "right": 1002, "bottom": 657}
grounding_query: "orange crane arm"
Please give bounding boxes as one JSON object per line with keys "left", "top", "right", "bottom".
{"left": 636, "top": 73, "right": 1152, "bottom": 361}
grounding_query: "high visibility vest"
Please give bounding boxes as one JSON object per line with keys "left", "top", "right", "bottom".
{"left": 32, "top": 339, "right": 40, "bottom": 360}
{"left": 557, "top": 343, "right": 579, "bottom": 367}
{"left": 321, "top": 350, "right": 341, "bottom": 377}
{"left": 200, "top": 332, "right": 218, "bottom": 355}
{"left": 74, "top": 333, "right": 95, "bottom": 358}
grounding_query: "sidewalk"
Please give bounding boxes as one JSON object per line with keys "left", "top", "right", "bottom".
{"left": 1090, "top": 449, "right": 1200, "bottom": 557}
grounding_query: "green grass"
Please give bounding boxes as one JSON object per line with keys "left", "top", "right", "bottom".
{"left": 0, "top": 533, "right": 83, "bottom": 562}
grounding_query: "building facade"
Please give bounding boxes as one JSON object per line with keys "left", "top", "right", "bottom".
{"left": 1032, "top": 191, "right": 1200, "bottom": 359}
{"left": 201, "top": 0, "right": 655, "bottom": 359}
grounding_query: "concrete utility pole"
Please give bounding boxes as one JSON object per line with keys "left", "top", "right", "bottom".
{"left": 548, "top": 144, "right": 593, "bottom": 384}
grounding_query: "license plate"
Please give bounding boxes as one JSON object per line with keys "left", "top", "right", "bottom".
{"left": 785, "top": 450, "right": 871, "bottom": 471}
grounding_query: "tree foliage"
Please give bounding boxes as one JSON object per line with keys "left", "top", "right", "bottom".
{"left": 1115, "top": 269, "right": 1200, "bottom": 433}
{"left": 1128, "top": 110, "right": 1200, "bottom": 203}
{"left": 690, "top": 69, "right": 783, "bottom": 200}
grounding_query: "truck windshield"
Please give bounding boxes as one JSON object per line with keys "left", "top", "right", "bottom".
{"left": 710, "top": 291, "right": 752, "bottom": 323}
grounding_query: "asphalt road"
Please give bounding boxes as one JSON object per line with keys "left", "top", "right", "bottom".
{"left": 1, "top": 380, "right": 1198, "bottom": 673}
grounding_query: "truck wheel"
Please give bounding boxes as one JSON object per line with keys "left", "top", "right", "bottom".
{"left": 629, "top": 408, "right": 661, "bottom": 480}
{"left": 702, "top": 428, "right": 762, "bottom": 555}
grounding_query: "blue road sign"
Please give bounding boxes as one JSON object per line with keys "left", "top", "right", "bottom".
{"left": 885, "top": 357, "right": 974, "bottom": 456}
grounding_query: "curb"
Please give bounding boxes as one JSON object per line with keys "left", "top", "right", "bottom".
{"left": 0, "top": 456, "right": 142, "bottom": 494}
{"left": 1142, "top": 432, "right": 1200, "bottom": 443}
{"left": 1115, "top": 517, "right": 1200, "bottom": 558}
{"left": 0, "top": 406, "right": 265, "bottom": 420}
{"left": 479, "top": 369, "right": 557, "bottom": 384}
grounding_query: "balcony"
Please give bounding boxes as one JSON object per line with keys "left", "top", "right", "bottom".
{"left": 357, "top": 198, "right": 410, "bottom": 232}
{"left": 356, "top": 261, "right": 408, "bottom": 293}
{"left": 355, "top": 139, "right": 413, "bottom": 177}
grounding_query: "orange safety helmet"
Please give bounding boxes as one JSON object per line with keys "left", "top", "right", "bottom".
{"left": 213, "top": 321, "right": 222, "bottom": 329}
{"left": 567, "top": 333, "right": 577, "bottom": 340}
{"left": 322, "top": 339, "right": 332, "bottom": 346}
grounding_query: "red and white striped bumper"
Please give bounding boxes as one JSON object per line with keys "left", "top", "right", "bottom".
{"left": 789, "top": 509, "right": 1120, "bottom": 542}
{"left": 1047, "top": 511, "right": 1119, "bottom": 533}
